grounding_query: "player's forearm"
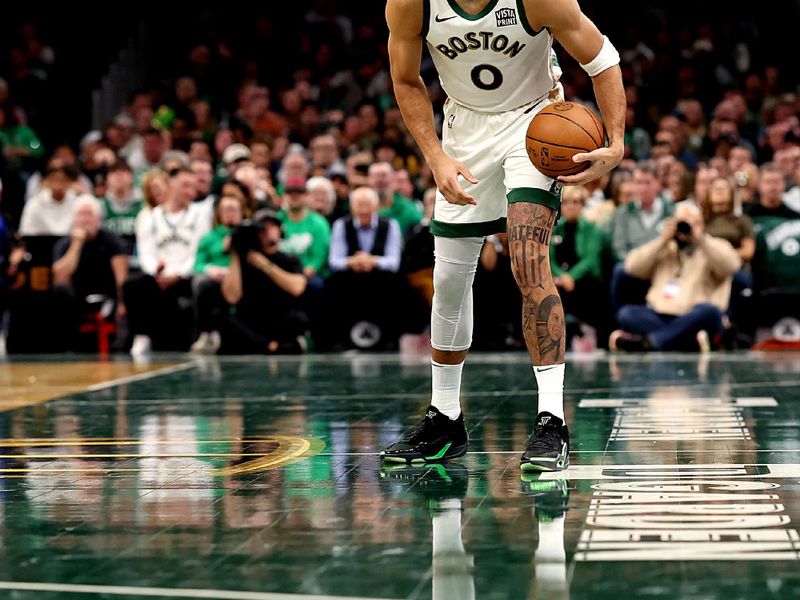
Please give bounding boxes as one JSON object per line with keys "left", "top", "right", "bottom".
{"left": 591, "top": 66, "right": 626, "bottom": 152}
{"left": 394, "top": 78, "right": 445, "bottom": 164}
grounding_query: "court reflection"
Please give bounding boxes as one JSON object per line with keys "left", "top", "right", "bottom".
{"left": 381, "top": 463, "right": 574, "bottom": 599}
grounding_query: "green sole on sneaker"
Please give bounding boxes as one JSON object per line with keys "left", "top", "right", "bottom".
{"left": 380, "top": 442, "right": 468, "bottom": 465}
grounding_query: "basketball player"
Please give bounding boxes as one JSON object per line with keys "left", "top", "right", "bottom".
{"left": 381, "top": 0, "right": 625, "bottom": 471}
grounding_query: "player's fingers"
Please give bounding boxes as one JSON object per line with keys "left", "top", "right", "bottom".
{"left": 444, "top": 178, "right": 476, "bottom": 205}
{"left": 457, "top": 163, "right": 479, "bottom": 184}
{"left": 558, "top": 167, "right": 599, "bottom": 186}
{"left": 572, "top": 152, "right": 593, "bottom": 163}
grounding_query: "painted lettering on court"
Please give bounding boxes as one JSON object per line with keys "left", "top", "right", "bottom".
{"left": 575, "top": 396, "right": 800, "bottom": 561}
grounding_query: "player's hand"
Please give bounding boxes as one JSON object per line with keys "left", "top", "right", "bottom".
{"left": 558, "top": 144, "right": 624, "bottom": 186}
{"left": 430, "top": 153, "right": 479, "bottom": 206}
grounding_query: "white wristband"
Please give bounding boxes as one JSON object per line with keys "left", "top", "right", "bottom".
{"left": 580, "top": 36, "right": 620, "bottom": 77}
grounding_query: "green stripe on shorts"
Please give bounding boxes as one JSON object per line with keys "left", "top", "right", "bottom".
{"left": 430, "top": 217, "right": 507, "bottom": 238}
{"left": 507, "top": 187, "right": 562, "bottom": 212}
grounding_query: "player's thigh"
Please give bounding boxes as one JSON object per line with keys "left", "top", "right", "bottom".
{"left": 434, "top": 102, "right": 508, "bottom": 236}
{"left": 500, "top": 101, "right": 562, "bottom": 213}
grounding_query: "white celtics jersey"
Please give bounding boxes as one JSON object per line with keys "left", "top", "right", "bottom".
{"left": 424, "top": 0, "right": 559, "bottom": 112}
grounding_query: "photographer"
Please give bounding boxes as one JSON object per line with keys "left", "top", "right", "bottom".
{"left": 611, "top": 203, "right": 740, "bottom": 352}
{"left": 220, "top": 210, "right": 308, "bottom": 354}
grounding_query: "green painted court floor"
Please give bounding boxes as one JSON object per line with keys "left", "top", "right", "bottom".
{"left": 0, "top": 351, "right": 799, "bottom": 599}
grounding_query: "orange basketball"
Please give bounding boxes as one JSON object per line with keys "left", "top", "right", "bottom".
{"left": 526, "top": 102, "right": 606, "bottom": 178}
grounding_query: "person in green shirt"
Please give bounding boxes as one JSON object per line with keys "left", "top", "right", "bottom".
{"left": 191, "top": 193, "right": 245, "bottom": 353}
{"left": 550, "top": 186, "right": 612, "bottom": 348}
{"left": 0, "top": 103, "right": 44, "bottom": 171}
{"left": 368, "top": 161, "right": 422, "bottom": 238}
{"left": 99, "top": 160, "right": 143, "bottom": 255}
{"left": 277, "top": 178, "right": 331, "bottom": 283}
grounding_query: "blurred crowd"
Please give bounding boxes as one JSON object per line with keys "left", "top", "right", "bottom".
{"left": 0, "top": 2, "right": 799, "bottom": 355}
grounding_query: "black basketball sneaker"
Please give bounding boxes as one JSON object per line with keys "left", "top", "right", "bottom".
{"left": 381, "top": 406, "right": 468, "bottom": 465}
{"left": 520, "top": 412, "right": 570, "bottom": 472}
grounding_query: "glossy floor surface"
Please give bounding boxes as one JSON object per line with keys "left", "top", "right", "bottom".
{"left": 0, "top": 351, "right": 799, "bottom": 599}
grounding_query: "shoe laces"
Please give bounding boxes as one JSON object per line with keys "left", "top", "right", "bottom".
{"left": 528, "top": 425, "right": 562, "bottom": 452}
{"left": 401, "top": 415, "right": 433, "bottom": 443}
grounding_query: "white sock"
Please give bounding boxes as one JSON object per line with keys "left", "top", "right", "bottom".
{"left": 533, "top": 364, "right": 565, "bottom": 420}
{"left": 431, "top": 360, "right": 464, "bottom": 420}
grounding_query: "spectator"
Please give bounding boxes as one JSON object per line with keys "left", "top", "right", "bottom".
{"left": 704, "top": 177, "right": 755, "bottom": 264}
{"left": 190, "top": 157, "right": 217, "bottom": 225}
{"left": 129, "top": 128, "right": 167, "bottom": 181}
{"left": 584, "top": 170, "right": 635, "bottom": 232}
{"left": 728, "top": 146, "right": 754, "bottom": 173}
{"left": 234, "top": 161, "right": 280, "bottom": 209}
{"left": 550, "top": 186, "right": 612, "bottom": 347}
{"left": 307, "top": 176, "right": 337, "bottom": 220}
{"left": 51, "top": 197, "right": 128, "bottom": 347}
{"left": 25, "top": 146, "right": 91, "bottom": 203}
{"left": 125, "top": 167, "right": 211, "bottom": 356}
{"left": 277, "top": 178, "right": 331, "bottom": 281}
{"left": 733, "top": 162, "right": 760, "bottom": 207}
{"left": 190, "top": 158, "right": 215, "bottom": 204}
{"left": 367, "top": 161, "right": 422, "bottom": 237}
{"left": 278, "top": 151, "right": 310, "bottom": 190}
{"left": 393, "top": 168, "right": 417, "bottom": 202}
{"left": 403, "top": 187, "right": 436, "bottom": 307}
{"left": 611, "top": 161, "right": 674, "bottom": 261}
{"left": 188, "top": 140, "right": 213, "bottom": 163}
{"left": 18, "top": 165, "right": 92, "bottom": 236}
{"left": 687, "top": 165, "right": 719, "bottom": 207}
{"left": 162, "top": 150, "right": 190, "bottom": 174}
{"left": 746, "top": 164, "right": 800, "bottom": 224}
{"left": 309, "top": 134, "right": 344, "bottom": 176}
{"left": 748, "top": 205, "right": 800, "bottom": 344}
{"left": 329, "top": 169, "right": 352, "bottom": 221}
{"left": 752, "top": 215, "right": 800, "bottom": 293}
{"left": 220, "top": 209, "right": 308, "bottom": 353}
{"left": 221, "top": 179, "right": 254, "bottom": 214}
{"left": 249, "top": 140, "right": 271, "bottom": 169}
{"left": 784, "top": 162, "right": 800, "bottom": 213}
{"left": 0, "top": 100, "right": 44, "bottom": 169}
{"left": 191, "top": 193, "right": 248, "bottom": 354}
{"left": 611, "top": 203, "right": 740, "bottom": 352}
{"left": 98, "top": 160, "right": 143, "bottom": 255}
{"left": 473, "top": 232, "right": 523, "bottom": 350}
{"left": 325, "top": 187, "right": 403, "bottom": 349}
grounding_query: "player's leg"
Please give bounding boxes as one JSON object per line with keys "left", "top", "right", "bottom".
{"left": 380, "top": 235, "right": 483, "bottom": 465}
{"left": 501, "top": 99, "right": 570, "bottom": 472}
{"left": 381, "top": 100, "right": 506, "bottom": 465}
{"left": 506, "top": 201, "right": 570, "bottom": 472}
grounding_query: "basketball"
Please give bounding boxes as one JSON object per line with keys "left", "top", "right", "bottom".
{"left": 526, "top": 102, "right": 606, "bottom": 178}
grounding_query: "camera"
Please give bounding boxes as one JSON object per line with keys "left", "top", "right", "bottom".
{"left": 675, "top": 221, "right": 692, "bottom": 236}
{"left": 230, "top": 222, "right": 262, "bottom": 256}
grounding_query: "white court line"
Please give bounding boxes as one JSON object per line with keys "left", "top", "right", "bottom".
{"left": 538, "top": 463, "right": 800, "bottom": 480}
{"left": 579, "top": 397, "right": 778, "bottom": 408}
{"left": 86, "top": 362, "right": 195, "bottom": 392}
{"left": 0, "top": 581, "right": 394, "bottom": 600}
